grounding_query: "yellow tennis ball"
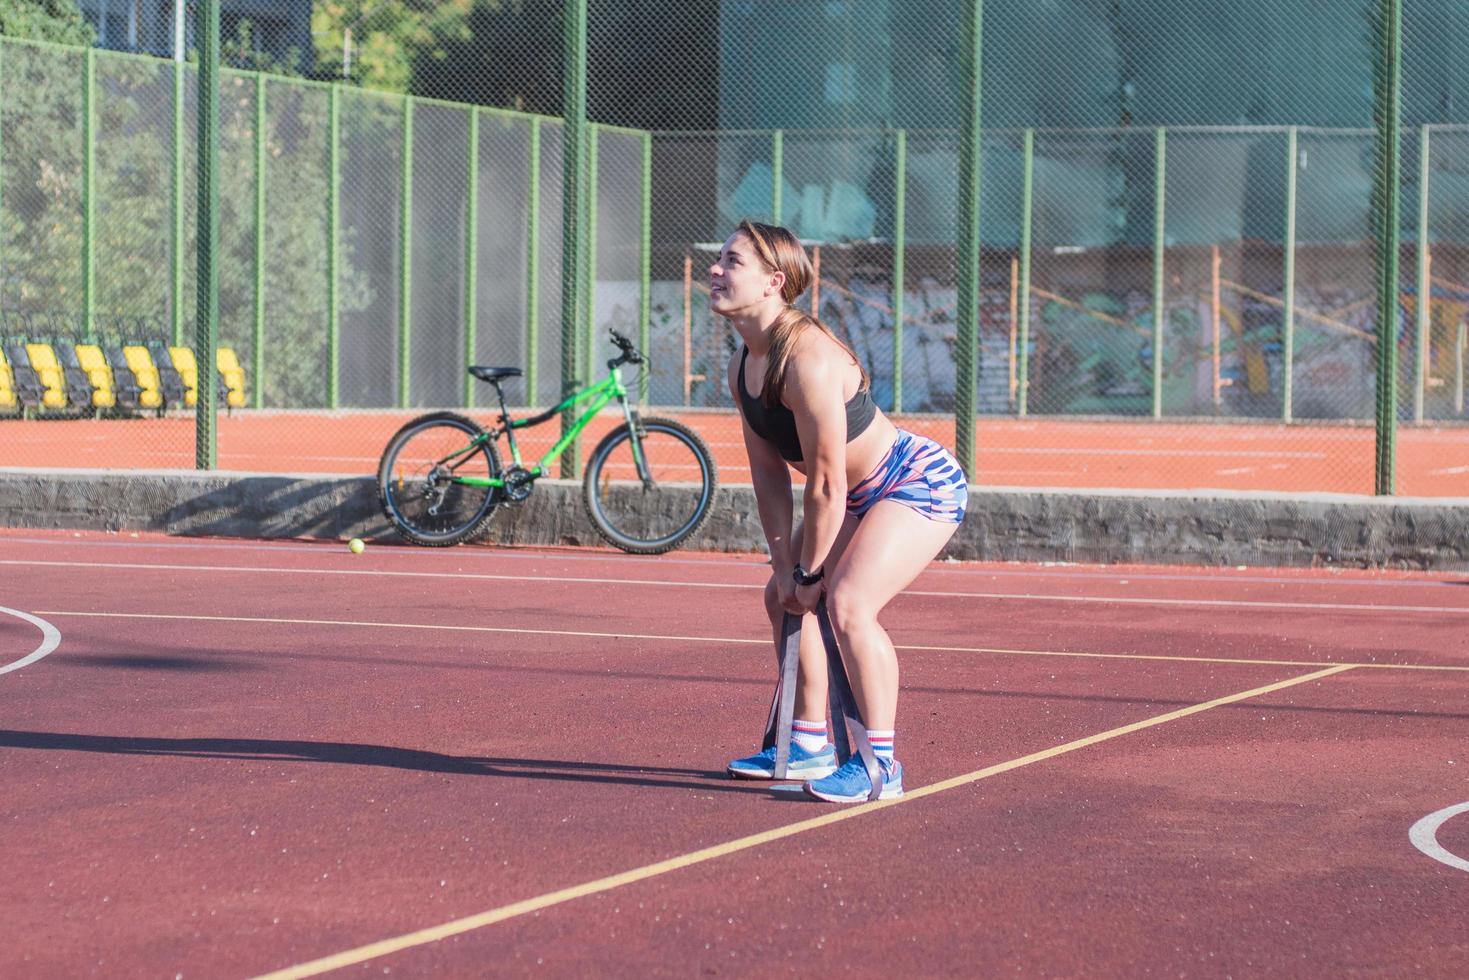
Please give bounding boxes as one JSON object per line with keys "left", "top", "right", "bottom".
{"left": 348, "top": 538, "right": 365, "bottom": 554}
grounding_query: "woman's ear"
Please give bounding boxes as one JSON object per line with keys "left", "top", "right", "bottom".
{"left": 767, "top": 270, "right": 786, "bottom": 298}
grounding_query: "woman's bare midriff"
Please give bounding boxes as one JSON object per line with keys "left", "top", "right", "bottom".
{"left": 787, "top": 412, "right": 898, "bottom": 486}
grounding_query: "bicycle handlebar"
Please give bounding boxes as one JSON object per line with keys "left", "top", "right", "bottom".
{"left": 607, "top": 330, "right": 649, "bottom": 370}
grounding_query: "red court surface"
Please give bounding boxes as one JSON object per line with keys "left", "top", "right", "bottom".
{"left": 2, "top": 529, "right": 1468, "bottom": 977}
{"left": 4, "top": 411, "right": 1469, "bottom": 494}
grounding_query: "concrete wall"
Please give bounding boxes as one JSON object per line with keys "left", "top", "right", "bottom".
{"left": 2, "top": 467, "right": 1466, "bottom": 570}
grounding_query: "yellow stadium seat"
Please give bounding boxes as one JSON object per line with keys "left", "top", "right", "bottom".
{"left": 24, "top": 343, "right": 69, "bottom": 410}
{"left": 168, "top": 346, "right": 200, "bottom": 408}
{"left": 120, "top": 345, "right": 164, "bottom": 411}
{"left": 216, "top": 347, "right": 247, "bottom": 409}
{"left": 70, "top": 343, "right": 116, "bottom": 410}
{"left": 0, "top": 349, "right": 17, "bottom": 413}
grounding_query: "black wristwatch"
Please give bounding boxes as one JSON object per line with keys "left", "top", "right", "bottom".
{"left": 792, "top": 564, "right": 824, "bottom": 587}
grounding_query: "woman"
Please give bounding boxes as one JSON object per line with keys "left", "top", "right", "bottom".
{"left": 714, "top": 220, "right": 967, "bottom": 803}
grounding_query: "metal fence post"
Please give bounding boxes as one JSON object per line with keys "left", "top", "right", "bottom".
{"left": 954, "top": 0, "right": 983, "bottom": 478}
{"left": 1373, "top": 0, "right": 1403, "bottom": 495}
{"left": 82, "top": 48, "right": 96, "bottom": 341}
{"left": 1151, "top": 126, "right": 1166, "bottom": 420}
{"left": 526, "top": 119, "right": 540, "bottom": 404}
{"left": 1283, "top": 126, "right": 1297, "bottom": 423}
{"left": 1414, "top": 124, "right": 1430, "bottom": 423}
{"left": 640, "top": 129, "right": 652, "bottom": 404}
{"left": 585, "top": 122, "right": 598, "bottom": 381}
{"left": 891, "top": 128, "right": 906, "bottom": 413}
{"left": 1018, "top": 127, "right": 1033, "bottom": 418}
{"left": 463, "top": 107, "right": 480, "bottom": 409}
{"left": 252, "top": 73, "right": 266, "bottom": 409}
{"left": 327, "top": 83, "right": 340, "bottom": 410}
{"left": 560, "top": 0, "right": 589, "bottom": 477}
{"left": 398, "top": 95, "right": 414, "bottom": 408}
{"left": 171, "top": 59, "right": 185, "bottom": 347}
{"left": 771, "top": 128, "right": 783, "bottom": 224}
{"left": 194, "top": 0, "right": 220, "bottom": 468}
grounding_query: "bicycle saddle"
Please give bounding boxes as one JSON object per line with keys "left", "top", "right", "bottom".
{"left": 468, "top": 366, "right": 523, "bottom": 382}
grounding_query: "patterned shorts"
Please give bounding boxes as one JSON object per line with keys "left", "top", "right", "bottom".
{"left": 846, "top": 430, "right": 968, "bottom": 524}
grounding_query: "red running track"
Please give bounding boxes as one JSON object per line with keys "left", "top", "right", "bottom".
{"left": 1, "top": 529, "right": 1468, "bottom": 976}
{"left": 4, "top": 411, "right": 1469, "bottom": 494}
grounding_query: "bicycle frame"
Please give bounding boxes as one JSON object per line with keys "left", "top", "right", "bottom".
{"left": 449, "top": 364, "right": 643, "bottom": 490}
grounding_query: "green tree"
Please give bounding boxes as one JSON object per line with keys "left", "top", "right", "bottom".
{"left": 310, "top": 0, "right": 473, "bottom": 91}
{"left": 0, "top": 0, "right": 94, "bottom": 45}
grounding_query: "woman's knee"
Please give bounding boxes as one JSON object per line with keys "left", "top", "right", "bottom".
{"left": 824, "top": 578, "right": 874, "bottom": 636}
{"left": 763, "top": 575, "right": 783, "bottom": 621}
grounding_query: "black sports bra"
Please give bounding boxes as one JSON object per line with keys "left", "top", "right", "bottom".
{"left": 737, "top": 346, "right": 876, "bottom": 463}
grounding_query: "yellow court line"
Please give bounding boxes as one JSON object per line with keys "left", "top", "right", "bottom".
{"left": 12, "top": 559, "right": 1469, "bottom": 616}
{"left": 251, "top": 663, "right": 1356, "bottom": 979}
{"left": 33, "top": 610, "right": 1469, "bottom": 673}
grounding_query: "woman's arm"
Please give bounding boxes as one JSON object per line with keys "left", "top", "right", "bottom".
{"left": 783, "top": 341, "right": 849, "bottom": 578}
{"left": 728, "top": 349, "right": 795, "bottom": 570}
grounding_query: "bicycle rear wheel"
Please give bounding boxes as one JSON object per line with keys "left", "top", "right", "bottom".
{"left": 583, "top": 415, "right": 717, "bottom": 555}
{"left": 377, "top": 412, "right": 503, "bottom": 546}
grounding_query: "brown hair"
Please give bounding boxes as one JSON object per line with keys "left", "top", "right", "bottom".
{"left": 735, "top": 219, "right": 868, "bottom": 409}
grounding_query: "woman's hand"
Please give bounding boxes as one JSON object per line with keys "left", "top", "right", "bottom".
{"left": 783, "top": 578, "right": 822, "bottom": 615}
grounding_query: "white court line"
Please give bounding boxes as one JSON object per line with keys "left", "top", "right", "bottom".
{"left": 1409, "top": 801, "right": 1469, "bottom": 874}
{"left": 971, "top": 446, "right": 1328, "bottom": 459}
{"left": 32, "top": 609, "right": 1469, "bottom": 672}
{"left": 251, "top": 663, "right": 1356, "bottom": 979}
{"left": 9, "top": 559, "right": 1469, "bottom": 616}
{"left": 0, "top": 606, "right": 62, "bottom": 675}
{"left": 4, "top": 535, "right": 1464, "bottom": 589}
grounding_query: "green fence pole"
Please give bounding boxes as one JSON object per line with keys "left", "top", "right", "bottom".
{"left": 954, "top": 0, "right": 983, "bottom": 477}
{"left": 639, "top": 129, "right": 652, "bottom": 404}
{"left": 0, "top": 41, "right": 4, "bottom": 299}
{"left": 1457, "top": 320, "right": 1465, "bottom": 416}
{"left": 194, "top": 0, "right": 220, "bottom": 469}
{"left": 1151, "top": 127, "right": 1166, "bottom": 420}
{"left": 560, "top": 0, "right": 589, "bottom": 478}
{"left": 398, "top": 95, "right": 413, "bottom": 408}
{"left": 1283, "top": 126, "right": 1297, "bottom": 423}
{"left": 771, "top": 128, "right": 783, "bottom": 224}
{"left": 1373, "top": 0, "right": 1403, "bottom": 495}
{"left": 585, "top": 122, "right": 598, "bottom": 381}
{"left": 1018, "top": 127, "right": 1034, "bottom": 418}
{"left": 891, "top": 129, "right": 906, "bottom": 413}
{"left": 463, "top": 107, "right": 480, "bottom": 409}
{"left": 1414, "top": 124, "right": 1430, "bottom": 423}
{"left": 327, "top": 83, "right": 340, "bottom": 410}
{"left": 526, "top": 119, "right": 540, "bottom": 403}
{"left": 82, "top": 47, "right": 96, "bottom": 341}
{"left": 171, "top": 59, "right": 185, "bottom": 347}
{"left": 252, "top": 73, "right": 265, "bottom": 409}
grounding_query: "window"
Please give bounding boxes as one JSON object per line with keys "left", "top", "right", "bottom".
{"left": 824, "top": 63, "right": 856, "bottom": 105}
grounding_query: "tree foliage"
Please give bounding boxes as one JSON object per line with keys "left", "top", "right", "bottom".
{"left": 0, "top": 0, "right": 94, "bottom": 46}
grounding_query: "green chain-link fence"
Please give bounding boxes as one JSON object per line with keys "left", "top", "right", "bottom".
{"left": 2, "top": 1, "right": 1467, "bottom": 496}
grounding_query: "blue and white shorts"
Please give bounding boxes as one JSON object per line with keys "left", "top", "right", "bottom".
{"left": 846, "top": 430, "right": 968, "bottom": 524}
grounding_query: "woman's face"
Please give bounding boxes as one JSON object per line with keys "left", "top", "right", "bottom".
{"left": 708, "top": 232, "right": 782, "bottom": 318}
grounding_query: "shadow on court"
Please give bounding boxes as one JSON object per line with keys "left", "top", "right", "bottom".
{"left": 0, "top": 729, "right": 763, "bottom": 795}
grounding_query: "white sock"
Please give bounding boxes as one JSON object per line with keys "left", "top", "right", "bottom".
{"left": 791, "top": 718, "right": 828, "bottom": 752}
{"left": 867, "top": 729, "right": 895, "bottom": 762}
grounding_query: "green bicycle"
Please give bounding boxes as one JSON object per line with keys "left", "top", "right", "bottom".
{"left": 377, "top": 330, "right": 717, "bottom": 554}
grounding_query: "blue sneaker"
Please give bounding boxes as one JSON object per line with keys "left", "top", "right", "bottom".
{"left": 727, "top": 741, "right": 838, "bottom": 780}
{"left": 803, "top": 755, "right": 903, "bottom": 803}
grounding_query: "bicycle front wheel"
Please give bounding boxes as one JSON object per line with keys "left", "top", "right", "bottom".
{"left": 583, "top": 415, "right": 717, "bottom": 555}
{"left": 377, "top": 412, "right": 503, "bottom": 546}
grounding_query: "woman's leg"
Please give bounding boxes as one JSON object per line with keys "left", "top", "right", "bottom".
{"left": 824, "top": 500, "right": 959, "bottom": 731}
{"left": 763, "top": 513, "right": 860, "bottom": 720}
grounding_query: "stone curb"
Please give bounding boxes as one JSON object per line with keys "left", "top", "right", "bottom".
{"left": 1, "top": 467, "right": 1465, "bottom": 569}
